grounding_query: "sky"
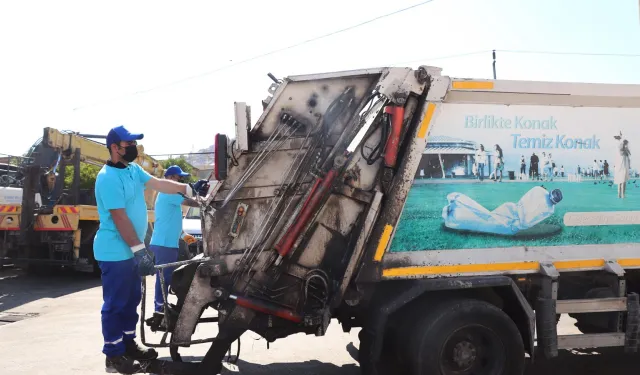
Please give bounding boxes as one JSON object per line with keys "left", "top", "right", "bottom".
{"left": 0, "top": 0, "right": 639, "bottom": 159}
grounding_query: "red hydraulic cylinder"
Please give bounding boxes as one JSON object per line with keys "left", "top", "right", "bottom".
{"left": 274, "top": 168, "right": 339, "bottom": 258}
{"left": 383, "top": 105, "right": 405, "bottom": 168}
{"left": 297, "top": 177, "right": 322, "bottom": 220}
{"left": 231, "top": 295, "right": 302, "bottom": 323}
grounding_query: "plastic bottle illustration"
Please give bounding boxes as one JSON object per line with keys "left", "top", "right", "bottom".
{"left": 442, "top": 186, "right": 563, "bottom": 236}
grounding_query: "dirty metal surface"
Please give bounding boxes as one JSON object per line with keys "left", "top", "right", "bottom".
{"left": 252, "top": 76, "right": 379, "bottom": 140}
{"left": 171, "top": 269, "right": 218, "bottom": 344}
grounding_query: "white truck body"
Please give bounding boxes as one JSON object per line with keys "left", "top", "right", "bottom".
{"left": 382, "top": 79, "right": 640, "bottom": 280}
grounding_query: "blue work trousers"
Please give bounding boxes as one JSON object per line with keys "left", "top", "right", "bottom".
{"left": 98, "top": 259, "right": 142, "bottom": 357}
{"left": 150, "top": 245, "right": 179, "bottom": 312}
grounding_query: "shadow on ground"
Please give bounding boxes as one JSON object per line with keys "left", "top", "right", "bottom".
{"left": 155, "top": 344, "right": 640, "bottom": 375}
{"left": 155, "top": 355, "right": 359, "bottom": 375}
{"left": 0, "top": 267, "right": 100, "bottom": 313}
{"left": 220, "top": 359, "right": 358, "bottom": 375}
{"left": 525, "top": 347, "right": 640, "bottom": 374}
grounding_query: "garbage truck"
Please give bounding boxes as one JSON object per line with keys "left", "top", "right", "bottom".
{"left": 138, "top": 66, "right": 640, "bottom": 375}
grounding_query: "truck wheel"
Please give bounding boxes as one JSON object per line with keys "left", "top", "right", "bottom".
{"left": 409, "top": 299, "right": 524, "bottom": 375}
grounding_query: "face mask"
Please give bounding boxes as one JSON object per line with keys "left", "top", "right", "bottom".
{"left": 120, "top": 145, "right": 138, "bottom": 162}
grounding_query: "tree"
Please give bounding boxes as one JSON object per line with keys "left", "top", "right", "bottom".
{"left": 64, "top": 164, "right": 101, "bottom": 189}
{"left": 160, "top": 157, "right": 197, "bottom": 183}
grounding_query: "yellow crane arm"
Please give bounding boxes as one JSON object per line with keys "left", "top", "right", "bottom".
{"left": 43, "top": 127, "right": 165, "bottom": 178}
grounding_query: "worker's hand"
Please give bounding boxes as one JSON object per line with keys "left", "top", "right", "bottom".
{"left": 133, "top": 246, "right": 156, "bottom": 277}
{"left": 183, "top": 234, "right": 197, "bottom": 245}
{"left": 191, "top": 179, "right": 210, "bottom": 197}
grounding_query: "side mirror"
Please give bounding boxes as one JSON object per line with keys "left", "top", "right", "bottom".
{"left": 214, "top": 134, "right": 228, "bottom": 180}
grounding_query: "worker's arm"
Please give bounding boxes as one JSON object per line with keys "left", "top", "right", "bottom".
{"left": 167, "top": 192, "right": 200, "bottom": 208}
{"left": 146, "top": 176, "right": 192, "bottom": 195}
{"left": 182, "top": 198, "right": 201, "bottom": 207}
{"left": 136, "top": 164, "right": 207, "bottom": 197}
{"left": 111, "top": 208, "right": 154, "bottom": 276}
{"left": 111, "top": 209, "right": 144, "bottom": 246}
{"left": 130, "top": 162, "right": 191, "bottom": 195}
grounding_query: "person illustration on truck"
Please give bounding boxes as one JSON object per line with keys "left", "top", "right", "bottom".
{"left": 474, "top": 144, "right": 487, "bottom": 182}
{"left": 593, "top": 159, "right": 600, "bottom": 179}
{"left": 519, "top": 155, "right": 526, "bottom": 180}
{"left": 530, "top": 152, "right": 539, "bottom": 180}
{"left": 542, "top": 152, "right": 554, "bottom": 181}
{"left": 493, "top": 144, "right": 504, "bottom": 182}
{"left": 614, "top": 132, "right": 631, "bottom": 198}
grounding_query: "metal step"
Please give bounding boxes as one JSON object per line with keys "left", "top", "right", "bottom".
{"left": 557, "top": 333, "right": 626, "bottom": 349}
{"left": 556, "top": 297, "right": 627, "bottom": 314}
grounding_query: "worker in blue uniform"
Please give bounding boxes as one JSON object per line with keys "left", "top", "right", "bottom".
{"left": 148, "top": 165, "right": 202, "bottom": 325}
{"left": 93, "top": 125, "right": 208, "bottom": 374}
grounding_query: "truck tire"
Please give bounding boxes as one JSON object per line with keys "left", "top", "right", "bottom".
{"left": 408, "top": 299, "right": 525, "bottom": 375}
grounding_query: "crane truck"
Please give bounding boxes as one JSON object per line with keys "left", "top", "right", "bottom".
{"left": 0, "top": 128, "right": 165, "bottom": 272}
{"left": 82, "top": 66, "right": 640, "bottom": 374}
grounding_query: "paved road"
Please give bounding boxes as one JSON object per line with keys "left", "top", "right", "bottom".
{"left": 1, "top": 268, "right": 639, "bottom": 374}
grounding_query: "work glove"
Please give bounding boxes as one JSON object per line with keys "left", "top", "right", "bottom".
{"left": 190, "top": 179, "right": 210, "bottom": 197}
{"left": 133, "top": 245, "right": 156, "bottom": 277}
{"left": 182, "top": 232, "right": 197, "bottom": 245}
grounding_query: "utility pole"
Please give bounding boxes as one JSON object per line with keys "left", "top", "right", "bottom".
{"left": 492, "top": 50, "right": 497, "bottom": 79}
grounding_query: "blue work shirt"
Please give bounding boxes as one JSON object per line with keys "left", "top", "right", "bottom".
{"left": 150, "top": 192, "right": 185, "bottom": 249}
{"left": 93, "top": 162, "right": 153, "bottom": 261}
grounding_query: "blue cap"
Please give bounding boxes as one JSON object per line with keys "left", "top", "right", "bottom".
{"left": 106, "top": 125, "right": 144, "bottom": 149}
{"left": 165, "top": 165, "right": 190, "bottom": 177}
